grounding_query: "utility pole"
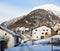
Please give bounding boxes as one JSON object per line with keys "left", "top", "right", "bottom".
{"left": 51, "top": 34, "right": 53, "bottom": 51}
{"left": 49, "top": 14, "right": 54, "bottom": 51}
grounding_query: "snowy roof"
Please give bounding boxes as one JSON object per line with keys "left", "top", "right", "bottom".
{"left": 32, "top": 26, "right": 51, "bottom": 31}
{"left": 5, "top": 45, "right": 51, "bottom": 51}
{"left": 0, "top": 39, "right": 4, "bottom": 42}
{"left": 0, "top": 24, "right": 20, "bottom": 37}
{"left": 56, "top": 23, "right": 60, "bottom": 26}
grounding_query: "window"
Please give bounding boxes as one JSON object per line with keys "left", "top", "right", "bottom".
{"left": 36, "top": 36, "right": 38, "bottom": 38}
{"left": 45, "top": 32, "right": 48, "bottom": 35}
{"left": 22, "top": 31, "right": 24, "bottom": 34}
{"left": 42, "top": 32, "right": 44, "bottom": 34}
{"left": 43, "top": 29, "right": 45, "bottom": 31}
{"left": 41, "top": 36, "right": 44, "bottom": 39}
{"left": 34, "top": 32, "right": 36, "bottom": 34}
{"left": 46, "top": 29, "right": 48, "bottom": 31}
{"left": 0, "top": 27, "right": 2, "bottom": 29}
{"left": 5, "top": 33, "right": 7, "bottom": 35}
{"left": 35, "top": 29, "right": 37, "bottom": 31}
{"left": 30, "top": 34, "right": 32, "bottom": 36}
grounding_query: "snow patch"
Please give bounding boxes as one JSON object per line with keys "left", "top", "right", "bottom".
{"left": 24, "top": 4, "right": 60, "bottom": 18}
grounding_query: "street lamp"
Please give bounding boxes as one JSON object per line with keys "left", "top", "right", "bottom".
{"left": 51, "top": 29, "right": 53, "bottom": 51}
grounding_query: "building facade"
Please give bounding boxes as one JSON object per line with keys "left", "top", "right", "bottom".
{"left": 0, "top": 25, "right": 20, "bottom": 48}
{"left": 32, "top": 26, "right": 51, "bottom": 40}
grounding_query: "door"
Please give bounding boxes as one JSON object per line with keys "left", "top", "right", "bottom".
{"left": 41, "top": 36, "right": 44, "bottom": 39}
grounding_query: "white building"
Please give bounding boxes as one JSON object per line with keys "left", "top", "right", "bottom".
{"left": 53, "top": 23, "right": 60, "bottom": 31}
{"left": 53, "top": 23, "right": 60, "bottom": 34}
{"left": 32, "top": 26, "right": 51, "bottom": 40}
{"left": 0, "top": 25, "right": 20, "bottom": 48}
{"left": 58, "top": 30, "right": 60, "bottom": 35}
{"left": 16, "top": 27, "right": 29, "bottom": 34}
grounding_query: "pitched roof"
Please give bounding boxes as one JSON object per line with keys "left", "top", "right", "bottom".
{"left": 32, "top": 26, "right": 51, "bottom": 31}
{"left": 0, "top": 25, "right": 20, "bottom": 37}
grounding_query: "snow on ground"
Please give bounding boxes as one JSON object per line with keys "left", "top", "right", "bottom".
{"left": 21, "top": 34, "right": 30, "bottom": 43}
{"left": 53, "top": 35, "right": 60, "bottom": 38}
{"left": 34, "top": 35, "right": 60, "bottom": 44}
{"left": 5, "top": 35, "right": 60, "bottom": 51}
{"left": 18, "top": 35, "right": 60, "bottom": 46}
{"left": 5, "top": 44, "right": 60, "bottom": 51}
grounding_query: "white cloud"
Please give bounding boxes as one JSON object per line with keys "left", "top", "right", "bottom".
{"left": 0, "top": 3, "right": 28, "bottom": 24}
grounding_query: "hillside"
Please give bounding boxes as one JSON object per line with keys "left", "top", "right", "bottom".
{"left": 1, "top": 4, "right": 60, "bottom": 33}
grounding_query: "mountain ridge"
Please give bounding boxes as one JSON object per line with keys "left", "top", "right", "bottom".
{"left": 1, "top": 4, "right": 60, "bottom": 32}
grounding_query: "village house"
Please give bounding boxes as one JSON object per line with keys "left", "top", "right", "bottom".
{"left": 0, "top": 25, "right": 20, "bottom": 48}
{"left": 16, "top": 27, "right": 29, "bottom": 34}
{"left": 32, "top": 26, "right": 51, "bottom": 40}
{"left": 53, "top": 23, "right": 60, "bottom": 34}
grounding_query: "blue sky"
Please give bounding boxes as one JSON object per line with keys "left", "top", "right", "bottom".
{"left": 0, "top": 0, "right": 60, "bottom": 23}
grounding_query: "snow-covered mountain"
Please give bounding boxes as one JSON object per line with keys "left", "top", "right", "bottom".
{"left": 1, "top": 16, "right": 23, "bottom": 27}
{"left": 28, "top": 4, "right": 60, "bottom": 18}
{"left": 1, "top": 4, "right": 60, "bottom": 32}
